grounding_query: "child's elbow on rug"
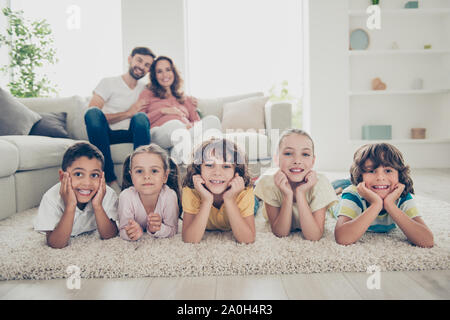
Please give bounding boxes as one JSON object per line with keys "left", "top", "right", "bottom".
{"left": 411, "top": 235, "right": 434, "bottom": 249}
{"left": 46, "top": 236, "right": 69, "bottom": 249}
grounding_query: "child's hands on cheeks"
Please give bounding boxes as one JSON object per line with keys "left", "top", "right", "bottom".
{"left": 384, "top": 183, "right": 405, "bottom": 207}
{"left": 357, "top": 182, "right": 383, "bottom": 206}
{"left": 274, "top": 169, "right": 293, "bottom": 197}
{"left": 147, "top": 213, "right": 162, "bottom": 234}
{"left": 59, "top": 172, "right": 77, "bottom": 209}
{"left": 223, "top": 173, "right": 245, "bottom": 201}
{"left": 295, "top": 170, "right": 318, "bottom": 195}
{"left": 125, "top": 219, "right": 143, "bottom": 241}
{"left": 193, "top": 174, "right": 213, "bottom": 202}
{"left": 92, "top": 172, "right": 106, "bottom": 209}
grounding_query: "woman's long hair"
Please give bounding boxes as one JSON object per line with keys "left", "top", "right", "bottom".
{"left": 148, "top": 56, "right": 185, "bottom": 103}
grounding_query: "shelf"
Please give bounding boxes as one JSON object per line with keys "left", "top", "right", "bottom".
{"left": 347, "top": 5, "right": 450, "bottom": 160}
{"left": 350, "top": 139, "right": 450, "bottom": 144}
{"left": 349, "top": 89, "right": 450, "bottom": 96}
{"left": 349, "top": 49, "right": 450, "bottom": 56}
{"left": 349, "top": 8, "right": 450, "bottom": 16}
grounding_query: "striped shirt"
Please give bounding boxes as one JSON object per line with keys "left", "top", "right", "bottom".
{"left": 336, "top": 185, "right": 420, "bottom": 233}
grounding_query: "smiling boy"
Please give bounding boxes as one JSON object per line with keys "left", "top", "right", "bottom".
{"left": 334, "top": 143, "right": 434, "bottom": 247}
{"left": 34, "top": 142, "right": 119, "bottom": 249}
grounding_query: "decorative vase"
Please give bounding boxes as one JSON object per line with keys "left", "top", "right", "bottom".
{"left": 411, "top": 78, "right": 423, "bottom": 90}
{"left": 411, "top": 128, "right": 426, "bottom": 139}
{"left": 405, "top": 1, "right": 419, "bottom": 8}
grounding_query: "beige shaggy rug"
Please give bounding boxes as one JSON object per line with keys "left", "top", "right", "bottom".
{"left": 0, "top": 195, "right": 449, "bottom": 281}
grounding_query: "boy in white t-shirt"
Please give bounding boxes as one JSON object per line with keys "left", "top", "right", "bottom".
{"left": 34, "top": 142, "right": 119, "bottom": 249}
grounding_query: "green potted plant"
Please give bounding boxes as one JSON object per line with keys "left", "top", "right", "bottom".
{"left": 0, "top": 7, "right": 58, "bottom": 97}
{"left": 371, "top": 0, "right": 380, "bottom": 4}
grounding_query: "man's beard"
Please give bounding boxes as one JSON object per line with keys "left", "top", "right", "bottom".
{"left": 129, "top": 66, "right": 145, "bottom": 80}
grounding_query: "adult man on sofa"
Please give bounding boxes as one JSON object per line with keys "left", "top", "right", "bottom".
{"left": 84, "top": 47, "right": 156, "bottom": 193}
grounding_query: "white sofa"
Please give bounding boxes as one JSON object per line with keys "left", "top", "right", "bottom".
{"left": 0, "top": 92, "right": 292, "bottom": 220}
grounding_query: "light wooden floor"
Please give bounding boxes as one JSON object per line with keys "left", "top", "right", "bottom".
{"left": 1, "top": 169, "right": 449, "bottom": 300}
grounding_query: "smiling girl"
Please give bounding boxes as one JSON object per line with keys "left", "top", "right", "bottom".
{"left": 334, "top": 143, "right": 434, "bottom": 247}
{"left": 118, "top": 144, "right": 181, "bottom": 241}
{"left": 181, "top": 138, "right": 255, "bottom": 244}
{"left": 254, "top": 129, "right": 338, "bottom": 240}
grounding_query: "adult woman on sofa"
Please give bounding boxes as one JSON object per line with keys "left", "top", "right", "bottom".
{"left": 139, "top": 56, "right": 222, "bottom": 163}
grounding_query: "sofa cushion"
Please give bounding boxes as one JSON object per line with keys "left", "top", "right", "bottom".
{"left": 197, "top": 98, "right": 222, "bottom": 120}
{"left": 0, "top": 176, "right": 16, "bottom": 220}
{"left": 0, "top": 139, "right": 19, "bottom": 177}
{"left": 0, "top": 136, "right": 77, "bottom": 171}
{"left": 110, "top": 143, "right": 134, "bottom": 164}
{"left": 221, "top": 96, "right": 268, "bottom": 131}
{"left": 224, "top": 131, "right": 271, "bottom": 162}
{"left": 0, "top": 88, "right": 42, "bottom": 135}
{"left": 29, "top": 112, "right": 70, "bottom": 138}
{"left": 17, "top": 96, "right": 89, "bottom": 140}
{"left": 196, "top": 92, "right": 264, "bottom": 121}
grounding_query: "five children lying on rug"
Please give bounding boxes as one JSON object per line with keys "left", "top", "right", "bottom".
{"left": 33, "top": 129, "right": 435, "bottom": 249}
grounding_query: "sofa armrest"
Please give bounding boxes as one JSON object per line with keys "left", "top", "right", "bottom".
{"left": 198, "top": 92, "right": 264, "bottom": 121}
{"left": 264, "top": 101, "right": 292, "bottom": 131}
{"left": 263, "top": 101, "right": 292, "bottom": 158}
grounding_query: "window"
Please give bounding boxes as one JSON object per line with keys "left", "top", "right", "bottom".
{"left": 187, "top": 0, "right": 302, "bottom": 110}
{"left": 9, "top": 0, "right": 122, "bottom": 97}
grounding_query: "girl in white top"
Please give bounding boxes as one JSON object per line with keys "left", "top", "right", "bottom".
{"left": 254, "top": 129, "right": 337, "bottom": 241}
{"left": 118, "top": 144, "right": 181, "bottom": 241}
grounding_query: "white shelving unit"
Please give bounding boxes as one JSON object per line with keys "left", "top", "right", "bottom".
{"left": 349, "top": 8, "right": 450, "bottom": 16}
{"left": 349, "top": 88, "right": 450, "bottom": 96}
{"left": 351, "top": 138, "right": 450, "bottom": 144}
{"left": 349, "top": 49, "right": 450, "bottom": 55}
{"left": 348, "top": 0, "right": 450, "bottom": 147}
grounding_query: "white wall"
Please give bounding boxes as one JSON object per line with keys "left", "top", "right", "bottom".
{"left": 0, "top": 0, "right": 10, "bottom": 88}
{"left": 121, "top": 0, "right": 186, "bottom": 77}
{"left": 304, "top": 0, "right": 352, "bottom": 170}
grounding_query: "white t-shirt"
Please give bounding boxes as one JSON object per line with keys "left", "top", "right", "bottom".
{"left": 93, "top": 76, "right": 146, "bottom": 130}
{"left": 33, "top": 182, "right": 119, "bottom": 237}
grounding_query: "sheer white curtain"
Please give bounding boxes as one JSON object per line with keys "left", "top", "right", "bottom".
{"left": 10, "top": 0, "right": 122, "bottom": 97}
{"left": 185, "top": 0, "right": 303, "bottom": 99}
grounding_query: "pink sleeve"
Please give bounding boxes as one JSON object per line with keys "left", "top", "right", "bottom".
{"left": 118, "top": 190, "right": 134, "bottom": 241}
{"left": 139, "top": 88, "right": 151, "bottom": 110}
{"left": 149, "top": 187, "right": 179, "bottom": 238}
{"left": 138, "top": 89, "right": 152, "bottom": 115}
{"left": 185, "top": 97, "right": 200, "bottom": 123}
{"left": 146, "top": 108, "right": 162, "bottom": 122}
{"left": 144, "top": 93, "right": 165, "bottom": 125}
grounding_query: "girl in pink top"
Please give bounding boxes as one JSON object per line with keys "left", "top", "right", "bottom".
{"left": 139, "top": 56, "right": 222, "bottom": 152}
{"left": 118, "top": 144, "right": 181, "bottom": 241}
